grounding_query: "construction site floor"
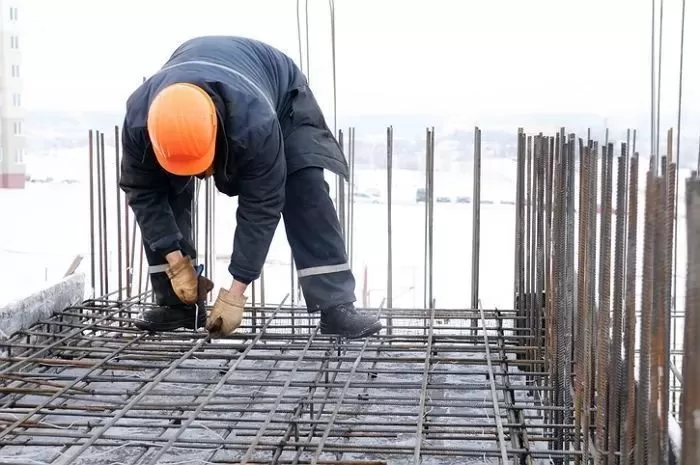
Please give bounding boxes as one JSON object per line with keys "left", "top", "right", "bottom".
{"left": 0, "top": 299, "right": 563, "bottom": 465}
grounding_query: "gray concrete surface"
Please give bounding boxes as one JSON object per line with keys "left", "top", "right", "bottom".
{"left": 0, "top": 273, "right": 85, "bottom": 340}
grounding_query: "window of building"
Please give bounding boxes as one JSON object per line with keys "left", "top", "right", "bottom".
{"left": 9, "top": 7, "right": 18, "bottom": 21}
{"left": 10, "top": 36, "right": 19, "bottom": 49}
{"left": 15, "top": 148, "right": 23, "bottom": 163}
{"left": 12, "top": 94, "right": 20, "bottom": 107}
{"left": 13, "top": 121, "right": 22, "bottom": 135}
{"left": 11, "top": 64, "right": 20, "bottom": 78}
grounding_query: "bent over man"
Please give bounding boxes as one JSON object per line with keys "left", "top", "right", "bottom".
{"left": 119, "top": 36, "right": 382, "bottom": 339}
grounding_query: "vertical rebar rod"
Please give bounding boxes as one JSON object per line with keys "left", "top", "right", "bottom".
{"left": 290, "top": 251, "right": 295, "bottom": 308}
{"left": 260, "top": 267, "right": 266, "bottom": 308}
{"left": 636, "top": 169, "right": 656, "bottom": 465}
{"left": 563, "top": 133, "right": 576, "bottom": 453}
{"left": 95, "top": 131, "right": 105, "bottom": 296}
{"left": 424, "top": 128, "right": 429, "bottom": 309}
{"left": 596, "top": 143, "right": 612, "bottom": 465}
{"left": 681, "top": 175, "right": 700, "bottom": 465}
{"left": 650, "top": 167, "right": 663, "bottom": 464}
{"left": 545, "top": 135, "right": 555, "bottom": 422}
{"left": 129, "top": 213, "right": 138, "bottom": 298}
{"left": 655, "top": 0, "right": 664, "bottom": 164}
{"left": 139, "top": 235, "right": 146, "bottom": 299}
{"left": 471, "top": 126, "right": 482, "bottom": 333}
{"left": 210, "top": 176, "right": 217, "bottom": 296}
{"left": 649, "top": 169, "right": 662, "bottom": 464}
{"left": 525, "top": 135, "right": 533, "bottom": 376}
{"left": 621, "top": 154, "right": 640, "bottom": 465}
{"left": 671, "top": 0, "right": 687, "bottom": 322}
{"left": 551, "top": 130, "right": 565, "bottom": 454}
{"left": 192, "top": 179, "right": 198, "bottom": 270}
{"left": 608, "top": 147, "right": 628, "bottom": 464}
{"left": 661, "top": 159, "right": 676, "bottom": 465}
{"left": 650, "top": 0, "right": 658, "bottom": 173}
{"left": 574, "top": 140, "right": 589, "bottom": 464}
{"left": 337, "top": 129, "right": 346, "bottom": 240}
{"left": 204, "top": 177, "right": 211, "bottom": 282}
{"left": 88, "top": 130, "right": 96, "bottom": 297}
{"left": 349, "top": 127, "right": 356, "bottom": 269}
{"left": 530, "top": 135, "right": 539, "bottom": 377}
{"left": 386, "top": 126, "right": 394, "bottom": 331}
{"left": 99, "top": 132, "right": 109, "bottom": 296}
{"left": 125, "top": 166, "right": 132, "bottom": 299}
{"left": 426, "top": 128, "right": 435, "bottom": 309}
{"left": 114, "top": 126, "right": 123, "bottom": 303}
{"left": 583, "top": 140, "right": 600, "bottom": 463}
{"left": 623, "top": 130, "right": 631, "bottom": 284}
{"left": 514, "top": 129, "right": 525, "bottom": 357}
{"left": 535, "top": 134, "right": 545, "bottom": 380}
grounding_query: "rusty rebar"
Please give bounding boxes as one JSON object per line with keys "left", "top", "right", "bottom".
{"left": 621, "top": 154, "right": 640, "bottom": 465}
{"left": 636, "top": 169, "right": 657, "bottom": 465}
{"left": 608, "top": 147, "right": 628, "bottom": 464}
{"left": 595, "top": 144, "right": 613, "bottom": 464}
{"left": 681, "top": 174, "right": 700, "bottom": 465}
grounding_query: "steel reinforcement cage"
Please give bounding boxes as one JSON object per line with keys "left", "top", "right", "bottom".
{"left": 0, "top": 126, "right": 698, "bottom": 465}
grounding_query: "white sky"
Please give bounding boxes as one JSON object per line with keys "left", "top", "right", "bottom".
{"left": 20, "top": 0, "right": 700, "bottom": 126}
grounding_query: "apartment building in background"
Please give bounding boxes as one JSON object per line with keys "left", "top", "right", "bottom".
{"left": 0, "top": 0, "right": 24, "bottom": 189}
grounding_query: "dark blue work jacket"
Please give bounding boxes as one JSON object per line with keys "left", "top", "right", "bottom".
{"left": 119, "top": 36, "right": 348, "bottom": 283}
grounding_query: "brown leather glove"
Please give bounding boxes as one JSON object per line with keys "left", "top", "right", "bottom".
{"left": 165, "top": 256, "right": 198, "bottom": 305}
{"left": 198, "top": 276, "right": 215, "bottom": 302}
{"left": 205, "top": 288, "right": 246, "bottom": 338}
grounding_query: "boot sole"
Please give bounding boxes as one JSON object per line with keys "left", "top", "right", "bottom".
{"left": 321, "top": 320, "right": 383, "bottom": 339}
{"left": 133, "top": 316, "right": 206, "bottom": 333}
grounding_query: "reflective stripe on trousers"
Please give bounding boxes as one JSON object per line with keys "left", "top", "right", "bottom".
{"left": 296, "top": 262, "right": 350, "bottom": 278}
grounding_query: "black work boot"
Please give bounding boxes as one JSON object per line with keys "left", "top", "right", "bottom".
{"left": 320, "top": 303, "right": 382, "bottom": 339}
{"left": 133, "top": 303, "right": 206, "bottom": 332}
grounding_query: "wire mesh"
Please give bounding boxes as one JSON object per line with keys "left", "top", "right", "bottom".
{"left": 0, "top": 301, "right": 571, "bottom": 465}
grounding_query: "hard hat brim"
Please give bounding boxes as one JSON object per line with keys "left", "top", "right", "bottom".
{"left": 154, "top": 140, "right": 215, "bottom": 177}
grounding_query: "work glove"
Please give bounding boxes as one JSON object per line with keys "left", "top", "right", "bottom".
{"left": 165, "top": 256, "right": 198, "bottom": 305}
{"left": 205, "top": 288, "right": 247, "bottom": 338}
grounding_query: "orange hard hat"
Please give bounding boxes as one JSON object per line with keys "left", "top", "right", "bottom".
{"left": 147, "top": 83, "right": 217, "bottom": 176}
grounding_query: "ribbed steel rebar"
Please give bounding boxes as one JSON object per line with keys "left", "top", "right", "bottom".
{"left": 574, "top": 140, "right": 590, "bottom": 464}
{"left": 661, "top": 157, "right": 676, "bottom": 464}
{"left": 560, "top": 133, "right": 576, "bottom": 457}
{"left": 621, "top": 154, "right": 640, "bottom": 465}
{"left": 681, "top": 175, "right": 700, "bottom": 465}
{"left": 583, "top": 140, "right": 600, "bottom": 463}
{"left": 608, "top": 148, "right": 628, "bottom": 465}
{"left": 636, "top": 169, "right": 657, "bottom": 465}
{"left": 595, "top": 145, "right": 614, "bottom": 464}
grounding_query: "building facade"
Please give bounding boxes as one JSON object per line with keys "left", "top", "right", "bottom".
{"left": 0, "top": 0, "right": 24, "bottom": 189}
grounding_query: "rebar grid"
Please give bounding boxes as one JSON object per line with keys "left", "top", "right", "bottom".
{"left": 0, "top": 301, "right": 573, "bottom": 465}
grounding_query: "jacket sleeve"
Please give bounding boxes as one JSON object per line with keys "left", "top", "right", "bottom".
{"left": 119, "top": 125, "right": 183, "bottom": 252}
{"left": 228, "top": 119, "right": 286, "bottom": 283}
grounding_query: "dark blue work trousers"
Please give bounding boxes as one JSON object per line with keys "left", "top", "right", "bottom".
{"left": 282, "top": 167, "right": 356, "bottom": 311}
{"left": 144, "top": 167, "right": 356, "bottom": 311}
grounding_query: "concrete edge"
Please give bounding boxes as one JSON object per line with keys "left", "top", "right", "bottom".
{"left": 0, "top": 273, "right": 86, "bottom": 340}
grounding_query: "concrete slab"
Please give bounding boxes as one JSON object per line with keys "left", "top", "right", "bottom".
{"left": 0, "top": 273, "right": 85, "bottom": 340}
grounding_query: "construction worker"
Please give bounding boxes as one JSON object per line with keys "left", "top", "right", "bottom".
{"left": 119, "top": 36, "right": 382, "bottom": 339}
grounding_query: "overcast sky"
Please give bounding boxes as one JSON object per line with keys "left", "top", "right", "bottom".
{"left": 20, "top": 0, "right": 700, "bottom": 130}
